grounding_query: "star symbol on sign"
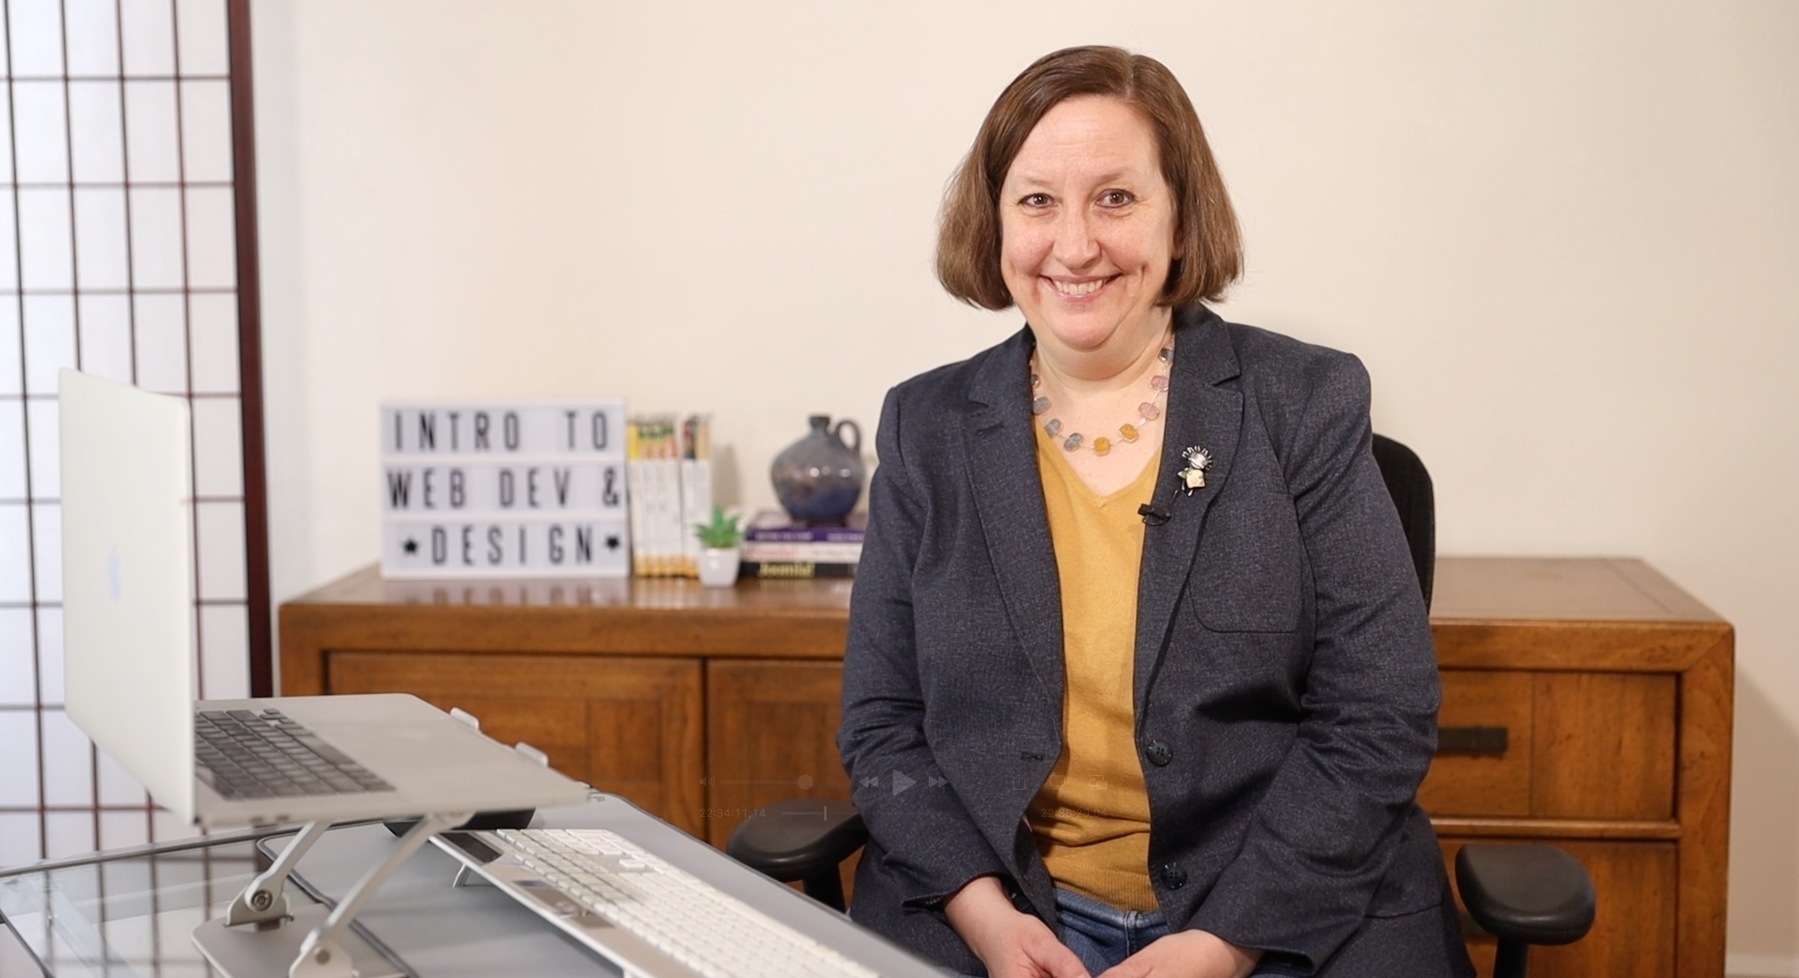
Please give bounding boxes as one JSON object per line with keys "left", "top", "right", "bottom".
{"left": 605, "top": 534, "right": 621, "bottom": 551}
{"left": 402, "top": 538, "right": 419, "bottom": 556}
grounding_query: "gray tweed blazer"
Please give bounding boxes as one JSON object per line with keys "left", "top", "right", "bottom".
{"left": 838, "top": 305, "right": 1473, "bottom": 977}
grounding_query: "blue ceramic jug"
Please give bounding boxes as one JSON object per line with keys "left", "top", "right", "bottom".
{"left": 770, "top": 415, "right": 865, "bottom": 522}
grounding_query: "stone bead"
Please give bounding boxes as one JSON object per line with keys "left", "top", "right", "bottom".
{"left": 1092, "top": 437, "right": 1111, "bottom": 456}
{"left": 1151, "top": 374, "right": 1169, "bottom": 391}
{"left": 1139, "top": 402, "right": 1160, "bottom": 421}
{"left": 1119, "top": 424, "right": 1139, "bottom": 442}
{"left": 1032, "top": 396, "right": 1050, "bottom": 415}
{"left": 1063, "top": 433, "right": 1083, "bottom": 452}
{"left": 1159, "top": 347, "right": 1173, "bottom": 363}
{"left": 1045, "top": 418, "right": 1062, "bottom": 437}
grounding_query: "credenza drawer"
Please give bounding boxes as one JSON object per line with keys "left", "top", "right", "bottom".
{"left": 1421, "top": 669, "right": 1677, "bottom": 821}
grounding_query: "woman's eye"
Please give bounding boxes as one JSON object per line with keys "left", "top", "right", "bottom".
{"left": 1019, "top": 193, "right": 1052, "bottom": 208}
{"left": 1100, "top": 190, "right": 1135, "bottom": 207}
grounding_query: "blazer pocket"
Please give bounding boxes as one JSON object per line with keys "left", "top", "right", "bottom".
{"left": 1368, "top": 812, "right": 1455, "bottom": 918}
{"left": 1188, "top": 490, "right": 1305, "bottom": 633}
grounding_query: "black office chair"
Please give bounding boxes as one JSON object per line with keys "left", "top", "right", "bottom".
{"left": 1370, "top": 434, "right": 1435, "bottom": 609}
{"left": 731, "top": 434, "right": 1595, "bottom": 978}
{"left": 1367, "top": 434, "right": 1596, "bottom": 977}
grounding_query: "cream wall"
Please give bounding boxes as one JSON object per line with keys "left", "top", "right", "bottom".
{"left": 250, "top": 1, "right": 1799, "bottom": 972}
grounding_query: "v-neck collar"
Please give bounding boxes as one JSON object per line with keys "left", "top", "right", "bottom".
{"left": 1034, "top": 422, "right": 1161, "bottom": 508}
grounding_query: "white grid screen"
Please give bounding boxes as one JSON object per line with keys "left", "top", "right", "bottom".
{"left": 2, "top": 0, "right": 265, "bottom": 865}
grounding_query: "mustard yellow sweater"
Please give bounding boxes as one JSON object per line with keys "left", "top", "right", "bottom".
{"left": 1026, "top": 425, "right": 1159, "bottom": 911}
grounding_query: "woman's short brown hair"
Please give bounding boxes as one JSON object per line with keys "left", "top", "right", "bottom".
{"left": 936, "top": 45, "right": 1242, "bottom": 310}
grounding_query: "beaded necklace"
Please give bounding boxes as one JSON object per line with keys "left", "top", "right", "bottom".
{"left": 1030, "top": 342, "right": 1173, "bottom": 456}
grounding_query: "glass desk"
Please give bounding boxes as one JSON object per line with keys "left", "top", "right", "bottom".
{"left": 1, "top": 796, "right": 946, "bottom": 978}
{"left": 0, "top": 830, "right": 299, "bottom": 978}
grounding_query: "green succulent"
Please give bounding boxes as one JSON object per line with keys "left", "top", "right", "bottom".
{"left": 693, "top": 506, "right": 743, "bottom": 549}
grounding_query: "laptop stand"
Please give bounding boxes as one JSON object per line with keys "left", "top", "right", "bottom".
{"left": 192, "top": 810, "right": 467, "bottom": 978}
{"left": 186, "top": 712, "right": 564, "bottom": 978}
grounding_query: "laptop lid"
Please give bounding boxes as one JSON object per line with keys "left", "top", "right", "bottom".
{"left": 58, "top": 370, "right": 589, "bottom": 829}
{"left": 58, "top": 368, "right": 201, "bottom": 824}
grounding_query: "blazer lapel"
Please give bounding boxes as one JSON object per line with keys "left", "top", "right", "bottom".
{"left": 963, "top": 329, "right": 1066, "bottom": 709}
{"left": 1134, "top": 306, "right": 1243, "bottom": 709}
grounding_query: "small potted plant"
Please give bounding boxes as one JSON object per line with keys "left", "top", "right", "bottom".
{"left": 693, "top": 505, "right": 743, "bottom": 587}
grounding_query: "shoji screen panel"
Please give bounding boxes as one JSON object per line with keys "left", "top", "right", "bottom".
{"left": 1, "top": 0, "right": 268, "bottom": 864}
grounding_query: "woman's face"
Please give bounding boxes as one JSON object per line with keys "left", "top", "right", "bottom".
{"left": 999, "top": 95, "right": 1177, "bottom": 363}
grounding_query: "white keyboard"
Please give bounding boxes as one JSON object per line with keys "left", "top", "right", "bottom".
{"left": 486, "top": 828, "right": 879, "bottom": 978}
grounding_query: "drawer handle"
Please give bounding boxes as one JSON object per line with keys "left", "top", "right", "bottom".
{"left": 1438, "top": 726, "right": 1509, "bottom": 755}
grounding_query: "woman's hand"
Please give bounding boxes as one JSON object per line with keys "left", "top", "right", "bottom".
{"left": 944, "top": 876, "right": 1090, "bottom": 978}
{"left": 1096, "top": 930, "right": 1260, "bottom": 978}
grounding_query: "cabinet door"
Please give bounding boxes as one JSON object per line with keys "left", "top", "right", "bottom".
{"left": 706, "top": 661, "right": 851, "bottom": 848}
{"left": 327, "top": 651, "right": 705, "bottom": 835}
{"left": 1441, "top": 839, "right": 1677, "bottom": 978}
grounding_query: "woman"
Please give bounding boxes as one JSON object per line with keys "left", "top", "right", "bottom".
{"left": 838, "top": 46, "right": 1474, "bottom": 978}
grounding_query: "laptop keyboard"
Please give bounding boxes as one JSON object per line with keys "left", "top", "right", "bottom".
{"left": 479, "top": 828, "right": 878, "bottom": 978}
{"left": 195, "top": 708, "right": 395, "bottom": 799}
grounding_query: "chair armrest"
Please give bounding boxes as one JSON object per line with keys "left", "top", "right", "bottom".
{"left": 1455, "top": 844, "right": 1597, "bottom": 946}
{"left": 726, "top": 799, "right": 868, "bottom": 884}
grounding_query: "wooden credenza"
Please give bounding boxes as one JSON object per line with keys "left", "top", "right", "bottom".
{"left": 280, "top": 557, "right": 1732, "bottom": 978}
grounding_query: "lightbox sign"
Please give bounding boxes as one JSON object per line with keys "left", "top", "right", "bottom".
{"left": 378, "top": 401, "right": 629, "bottom": 578}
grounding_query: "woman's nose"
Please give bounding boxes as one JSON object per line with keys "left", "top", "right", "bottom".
{"left": 1052, "top": 209, "right": 1100, "bottom": 268}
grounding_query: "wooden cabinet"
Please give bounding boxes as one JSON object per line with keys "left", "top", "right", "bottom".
{"left": 328, "top": 651, "right": 707, "bottom": 836}
{"left": 280, "top": 574, "right": 858, "bottom": 843}
{"left": 280, "top": 557, "right": 1731, "bottom": 978}
{"left": 1423, "top": 559, "right": 1732, "bottom": 978}
{"left": 705, "top": 661, "right": 851, "bottom": 847}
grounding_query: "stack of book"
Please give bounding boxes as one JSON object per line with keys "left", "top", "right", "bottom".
{"left": 626, "top": 413, "right": 713, "bottom": 577}
{"left": 739, "top": 509, "right": 865, "bottom": 579}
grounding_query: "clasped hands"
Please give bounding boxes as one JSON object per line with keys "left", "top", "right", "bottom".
{"left": 944, "top": 876, "right": 1261, "bottom": 978}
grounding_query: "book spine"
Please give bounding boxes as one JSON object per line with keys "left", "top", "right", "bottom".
{"left": 626, "top": 419, "right": 649, "bottom": 575}
{"left": 740, "top": 540, "right": 862, "bottom": 563}
{"left": 651, "top": 417, "right": 681, "bottom": 576}
{"left": 654, "top": 454, "right": 680, "bottom": 576}
{"left": 744, "top": 527, "right": 866, "bottom": 543}
{"left": 679, "top": 415, "right": 712, "bottom": 578}
{"left": 739, "top": 560, "right": 857, "bottom": 580}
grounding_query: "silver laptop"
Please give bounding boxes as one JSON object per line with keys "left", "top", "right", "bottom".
{"left": 58, "top": 368, "right": 589, "bottom": 829}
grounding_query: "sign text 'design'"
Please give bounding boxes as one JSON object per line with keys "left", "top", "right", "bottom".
{"left": 382, "top": 517, "right": 630, "bottom": 578}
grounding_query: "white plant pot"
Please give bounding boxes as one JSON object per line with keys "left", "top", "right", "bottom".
{"left": 697, "top": 547, "right": 741, "bottom": 587}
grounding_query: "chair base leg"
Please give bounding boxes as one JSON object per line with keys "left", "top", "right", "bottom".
{"left": 1493, "top": 940, "right": 1530, "bottom": 978}
{"left": 801, "top": 870, "right": 846, "bottom": 912}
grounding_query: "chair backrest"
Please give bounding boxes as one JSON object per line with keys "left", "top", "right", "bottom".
{"left": 1371, "top": 434, "right": 1435, "bottom": 611}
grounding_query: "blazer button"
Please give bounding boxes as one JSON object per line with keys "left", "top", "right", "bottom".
{"left": 1144, "top": 740, "right": 1173, "bottom": 767}
{"left": 1161, "top": 863, "right": 1187, "bottom": 890}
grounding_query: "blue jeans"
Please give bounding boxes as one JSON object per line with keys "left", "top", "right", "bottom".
{"left": 939, "top": 890, "right": 1301, "bottom": 977}
{"left": 1055, "top": 889, "right": 1171, "bottom": 972}
{"left": 1053, "top": 889, "right": 1303, "bottom": 977}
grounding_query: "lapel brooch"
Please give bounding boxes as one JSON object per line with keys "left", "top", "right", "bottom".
{"left": 1177, "top": 446, "right": 1212, "bottom": 493}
